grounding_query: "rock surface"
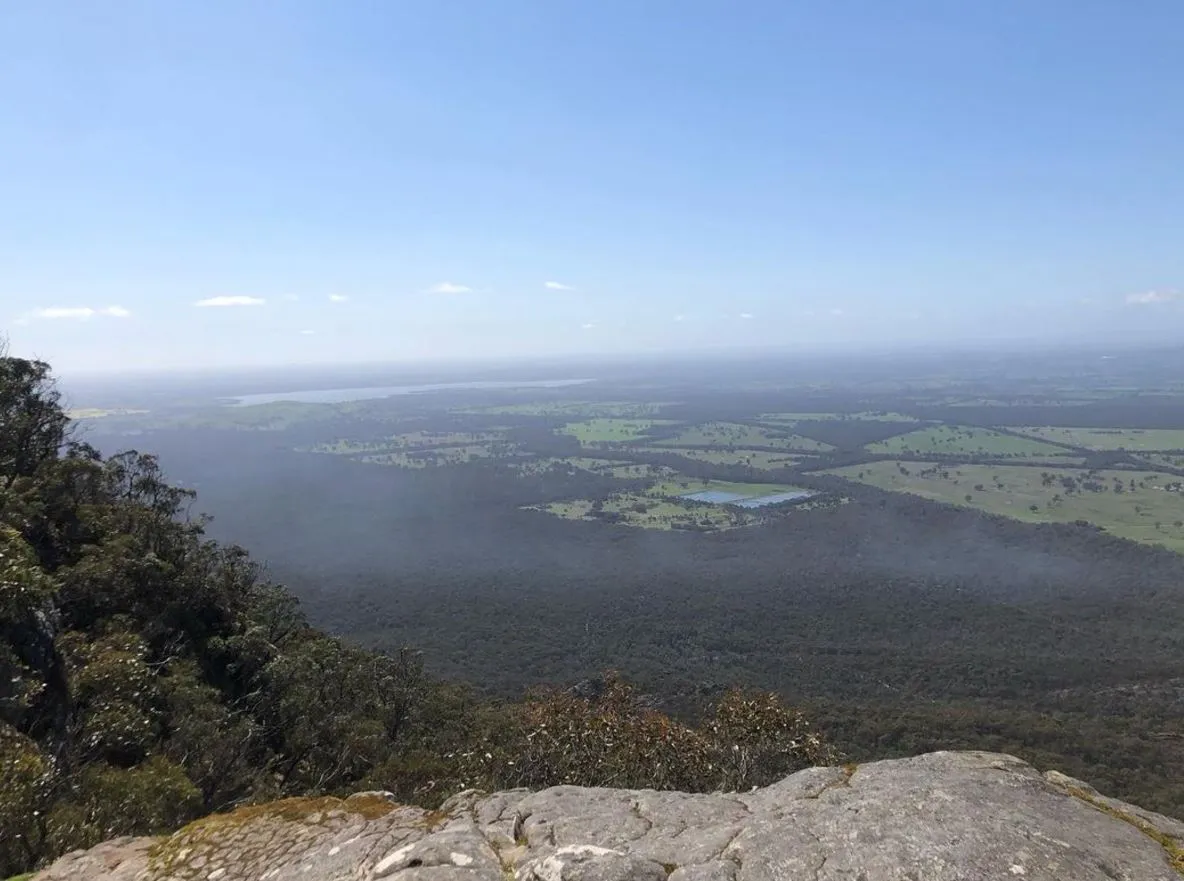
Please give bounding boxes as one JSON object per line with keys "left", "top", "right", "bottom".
{"left": 35, "top": 751, "right": 1184, "bottom": 880}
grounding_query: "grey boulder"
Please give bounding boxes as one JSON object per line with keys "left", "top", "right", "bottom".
{"left": 34, "top": 751, "right": 1184, "bottom": 880}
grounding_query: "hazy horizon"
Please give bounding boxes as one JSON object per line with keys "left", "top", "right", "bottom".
{"left": 4, "top": 2, "right": 1183, "bottom": 372}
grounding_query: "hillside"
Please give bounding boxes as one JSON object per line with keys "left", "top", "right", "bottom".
{"left": 0, "top": 356, "right": 829, "bottom": 877}
{"left": 8, "top": 354, "right": 1184, "bottom": 876}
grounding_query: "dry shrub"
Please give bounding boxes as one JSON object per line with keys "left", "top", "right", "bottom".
{"left": 452, "top": 672, "right": 835, "bottom": 794}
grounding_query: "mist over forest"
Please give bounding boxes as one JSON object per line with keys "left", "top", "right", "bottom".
{"left": 8, "top": 6, "right": 1184, "bottom": 875}
{"left": 54, "top": 346, "right": 1184, "bottom": 818}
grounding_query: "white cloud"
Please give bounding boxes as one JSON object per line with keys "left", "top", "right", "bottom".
{"left": 37, "top": 307, "right": 96, "bottom": 320}
{"left": 1125, "top": 290, "right": 1180, "bottom": 305}
{"left": 328, "top": 294, "right": 349, "bottom": 302}
{"left": 25, "top": 305, "right": 131, "bottom": 321}
{"left": 194, "top": 296, "right": 266, "bottom": 308}
{"left": 581, "top": 322, "right": 597, "bottom": 330}
{"left": 544, "top": 281, "right": 574, "bottom": 291}
{"left": 739, "top": 312, "right": 754, "bottom": 320}
{"left": 673, "top": 314, "right": 686, "bottom": 322}
{"left": 425, "top": 282, "right": 472, "bottom": 295}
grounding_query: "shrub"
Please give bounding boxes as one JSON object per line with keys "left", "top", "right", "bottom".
{"left": 0, "top": 725, "right": 54, "bottom": 877}
{"left": 44, "top": 757, "right": 201, "bottom": 857}
{"left": 451, "top": 673, "right": 835, "bottom": 794}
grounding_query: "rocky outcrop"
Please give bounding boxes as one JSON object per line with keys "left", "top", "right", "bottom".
{"left": 35, "top": 751, "right": 1184, "bottom": 880}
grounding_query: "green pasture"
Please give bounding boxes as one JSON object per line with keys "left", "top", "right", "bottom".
{"left": 513, "top": 457, "right": 677, "bottom": 479}
{"left": 828, "top": 460, "right": 1184, "bottom": 552}
{"left": 652, "top": 422, "right": 832, "bottom": 451}
{"left": 866, "top": 425, "right": 1068, "bottom": 457}
{"left": 310, "top": 430, "right": 506, "bottom": 455}
{"left": 558, "top": 418, "right": 678, "bottom": 443}
{"left": 639, "top": 447, "right": 804, "bottom": 469}
{"left": 1012, "top": 427, "right": 1184, "bottom": 452}
{"left": 359, "top": 444, "right": 522, "bottom": 468}
{"left": 527, "top": 495, "right": 757, "bottom": 531}
{"left": 67, "top": 407, "right": 149, "bottom": 419}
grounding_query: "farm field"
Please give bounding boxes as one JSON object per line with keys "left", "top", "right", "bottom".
{"left": 528, "top": 475, "right": 815, "bottom": 530}
{"left": 989, "top": 456, "right": 1091, "bottom": 466}
{"left": 384, "top": 430, "right": 505, "bottom": 448}
{"left": 652, "top": 422, "right": 833, "bottom": 451}
{"left": 638, "top": 447, "right": 805, "bottom": 469}
{"left": 512, "top": 457, "right": 678, "bottom": 479}
{"left": 528, "top": 495, "right": 757, "bottom": 531}
{"left": 828, "top": 460, "right": 1184, "bottom": 552}
{"left": 310, "top": 430, "right": 506, "bottom": 454}
{"left": 67, "top": 407, "right": 149, "bottom": 419}
{"left": 1011, "top": 427, "right": 1184, "bottom": 451}
{"left": 359, "top": 444, "right": 524, "bottom": 468}
{"left": 865, "top": 425, "right": 1069, "bottom": 457}
{"left": 558, "top": 418, "right": 677, "bottom": 443}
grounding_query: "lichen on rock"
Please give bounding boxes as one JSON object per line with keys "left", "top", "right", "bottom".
{"left": 33, "top": 751, "right": 1184, "bottom": 881}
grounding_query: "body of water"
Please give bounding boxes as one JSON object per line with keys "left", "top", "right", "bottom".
{"left": 733, "top": 490, "right": 815, "bottom": 508}
{"left": 229, "top": 379, "right": 593, "bottom": 406}
{"left": 681, "top": 490, "right": 748, "bottom": 503}
{"left": 680, "top": 489, "right": 816, "bottom": 507}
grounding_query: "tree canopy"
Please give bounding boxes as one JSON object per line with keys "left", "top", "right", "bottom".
{"left": 0, "top": 356, "right": 829, "bottom": 877}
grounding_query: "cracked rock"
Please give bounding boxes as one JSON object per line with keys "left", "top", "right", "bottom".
{"left": 32, "top": 751, "right": 1184, "bottom": 881}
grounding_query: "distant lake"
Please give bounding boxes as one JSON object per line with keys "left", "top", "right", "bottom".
{"left": 229, "top": 379, "right": 593, "bottom": 407}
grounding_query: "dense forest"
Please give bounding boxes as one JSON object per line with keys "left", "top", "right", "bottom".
{"left": 0, "top": 356, "right": 832, "bottom": 877}
{"left": 10, "top": 351, "right": 1184, "bottom": 874}
{"left": 79, "top": 370, "right": 1184, "bottom": 830}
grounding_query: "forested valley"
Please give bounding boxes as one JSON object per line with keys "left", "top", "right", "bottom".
{"left": 0, "top": 356, "right": 832, "bottom": 877}
{"left": 8, "top": 351, "right": 1184, "bottom": 877}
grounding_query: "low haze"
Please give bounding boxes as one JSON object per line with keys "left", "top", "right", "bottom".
{"left": 3, "top": 1, "right": 1183, "bottom": 371}
{"left": 9, "top": 9, "right": 1184, "bottom": 869}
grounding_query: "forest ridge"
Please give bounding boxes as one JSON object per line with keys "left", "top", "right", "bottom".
{"left": 0, "top": 355, "right": 833, "bottom": 878}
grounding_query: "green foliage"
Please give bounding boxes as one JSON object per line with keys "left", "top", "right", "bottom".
{"left": 451, "top": 674, "right": 834, "bottom": 794}
{"left": 0, "top": 725, "right": 53, "bottom": 876}
{"left": 0, "top": 528, "right": 55, "bottom": 621}
{"left": 59, "top": 629, "right": 159, "bottom": 765}
{"left": 257, "top": 639, "right": 424, "bottom": 793}
{"left": 0, "top": 529, "right": 56, "bottom": 722}
{"left": 0, "top": 355, "right": 452, "bottom": 873}
{"left": 705, "top": 688, "right": 837, "bottom": 791}
{"left": 44, "top": 757, "right": 201, "bottom": 856}
{"left": 0, "top": 357, "right": 69, "bottom": 482}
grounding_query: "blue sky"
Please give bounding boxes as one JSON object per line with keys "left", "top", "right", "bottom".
{"left": 3, "top": 1, "right": 1183, "bottom": 372}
